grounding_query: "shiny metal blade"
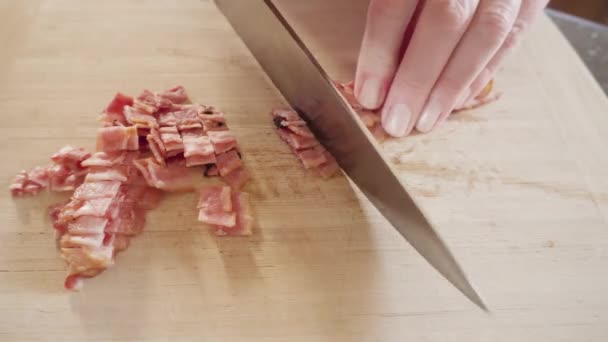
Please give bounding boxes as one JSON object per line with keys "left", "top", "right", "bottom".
{"left": 215, "top": 0, "right": 487, "bottom": 311}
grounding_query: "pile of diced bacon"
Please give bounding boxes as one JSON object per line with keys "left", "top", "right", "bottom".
{"left": 9, "top": 86, "right": 253, "bottom": 290}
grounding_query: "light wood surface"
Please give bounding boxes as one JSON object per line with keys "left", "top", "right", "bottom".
{"left": 1, "top": 1, "right": 608, "bottom": 341}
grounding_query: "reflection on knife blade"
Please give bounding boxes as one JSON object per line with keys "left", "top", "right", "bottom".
{"left": 214, "top": 0, "right": 488, "bottom": 311}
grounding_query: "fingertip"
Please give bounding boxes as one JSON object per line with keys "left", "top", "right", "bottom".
{"left": 355, "top": 76, "right": 386, "bottom": 110}
{"left": 381, "top": 103, "right": 412, "bottom": 137}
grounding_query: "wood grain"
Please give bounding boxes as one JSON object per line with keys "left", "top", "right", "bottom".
{"left": 1, "top": 1, "right": 608, "bottom": 341}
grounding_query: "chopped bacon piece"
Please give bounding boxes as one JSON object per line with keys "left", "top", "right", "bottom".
{"left": 147, "top": 128, "right": 167, "bottom": 165}
{"left": 51, "top": 146, "right": 91, "bottom": 169}
{"left": 96, "top": 126, "right": 139, "bottom": 152}
{"left": 69, "top": 198, "right": 114, "bottom": 218}
{"left": 200, "top": 108, "right": 228, "bottom": 131}
{"left": 133, "top": 100, "right": 157, "bottom": 115}
{"left": 158, "top": 85, "right": 189, "bottom": 104}
{"left": 221, "top": 167, "right": 250, "bottom": 190}
{"left": 272, "top": 108, "right": 303, "bottom": 121}
{"left": 157, "top": 111, "right": 178, "bottom": 127}
{"left": 61, "top": 245, "right": 113, "bottom": 280}
{"left": 84, "top": 166, "right": 129, "bottom": 183}
{"left": 49, "top": 165, "right": 87, "bottom": 192}
{"left": 215, "top": 150, "right": 243, "bottom": 176}
{"left": 9, "top": 167, "right": 50, "bottom": 196}
{"left": 293, "top": 146, "right": 327, "bottom": 169}
{"left": 67, "top": 216, "right": 109, "bottom": 235}
{"left": 49, "top": 201, "right": 69, "bottom": 233}
{"left": 317, "top": 150, "right": 340, "bottom": 179}
{"left": 215, "top": 192, "right": 253, "bottom": 236}
{"left": 276, "top": 127, "right": 319, "bottom": 150}
{"left": 182, "top": 133, "right": 216, "bottom": 167}
{"left": 197, "top": 186, "right": 235, "bottom": 227}
{"left": 105, "top": 92, "right": 134, "bottom": 115}
{"left": 124, "top": 106, "right": 158, "bottom": 128}
{"left": 72, "top": 181, "right": 122, "bottom": 200}
{"left": 159, "top": 126, "right": 184, "bottom": 155}
{"left": 207, "top": 130, "right": 238, "bottom": 154}
{"left": 60, "top": 233, "right": 105, "bottom": 249}
{"left": 172, "top": 105, "right": 203, "bottom": 129}
{"left": 104, "top": 201, "right": 146, "bottom": 236}
{"left": 81, "top": 152, "right": 125, "bottom": 168}
{"left": 133, "top": 158, "right": 193, "bottom": 192}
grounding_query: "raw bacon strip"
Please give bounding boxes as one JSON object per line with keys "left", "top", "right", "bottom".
{"left": 104, "top": 202, "right": 146, "bottom": 236}
{"left": 197, "top": 186, "right": 236, "bottom": 227}
{"left": 96, "top": 126, "right": 139, "bottom": 152}
{"left": 207, "top": 130, "right": 238, "bottom": 154}
{"left": 221, "top": 167, "right": 250, "bottom": 190}
{"left": 215, "top": 192, "right": 253, "bottom": 236}
{"left": 215, "top": 150, "right": 243, "bottom": 176}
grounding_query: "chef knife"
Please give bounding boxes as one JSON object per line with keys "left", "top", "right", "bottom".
{"left": 215, "top": 0, "right": 487, "bottom": 311}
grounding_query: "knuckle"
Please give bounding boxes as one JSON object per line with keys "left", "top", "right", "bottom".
{"left": 478, "top": 1, "right": 518, "bottom": 39}
{"left": 430, "top": 0, "right": 474, "bottom": 28}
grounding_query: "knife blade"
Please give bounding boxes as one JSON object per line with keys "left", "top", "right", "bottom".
{"left": 215, "top": 0, "right": 487, "bottom": 311}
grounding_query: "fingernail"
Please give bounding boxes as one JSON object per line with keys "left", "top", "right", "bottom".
{"left": 382, "top": 104, "right": 411, "bottom": 137}
{"left": 357, "top": 78, "right": 383, "bottom": 109}
{"left": 416, "top": 99, "right": 442, "bottom": 133}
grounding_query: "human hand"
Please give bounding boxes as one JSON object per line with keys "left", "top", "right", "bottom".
{"left": 355, "top": 0, "right": 549, "bottom": 137}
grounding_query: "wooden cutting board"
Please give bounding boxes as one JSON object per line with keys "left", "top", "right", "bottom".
{"left": 1, "top": 1, "right": 608, "bottom": 341}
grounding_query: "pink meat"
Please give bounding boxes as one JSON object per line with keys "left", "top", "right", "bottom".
{"left": 105, "top": 92, "right": 134, "bottom": 115}
{"left": 197, "top": 186, "right": 235, "bottom": 227}
{"left": 96, "top": 126, "right": 139, "bottom": 152}
{"left": 81, "top": 152, "right": 126, "bottom": 168}
{"left": 207, "top": 130, "right": 238, "bottom": 154}
{"left": 72, "top": 181, "right": 122, "bottom": 200}
{"left": 294, "top": 146, "right": 327, "bottom": 169}
{"left": 84, "top": 166, "right": 129, "bottom": 183}
{"left": 157, "top": 85, "right": 189, "bottom": 104}
{"left": 124, "top": 106, "right": 158, "bottom": 128}
{"left": 215, "top": 150, "right": 243, "bottom": 176}
{"left": 214, "top": 192, "right": 253, "bottom": 236}
{"left": 67, "top": 216, "right": 109, "bottom": 236}
{"left": 221, "top": 167, "right": 250, "bottom": 190}
{"left": 51, "top": 146, "right": 91, "bottom": 169}
{"left": 159, "top": 126, "right": 184, "bottom": 154}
